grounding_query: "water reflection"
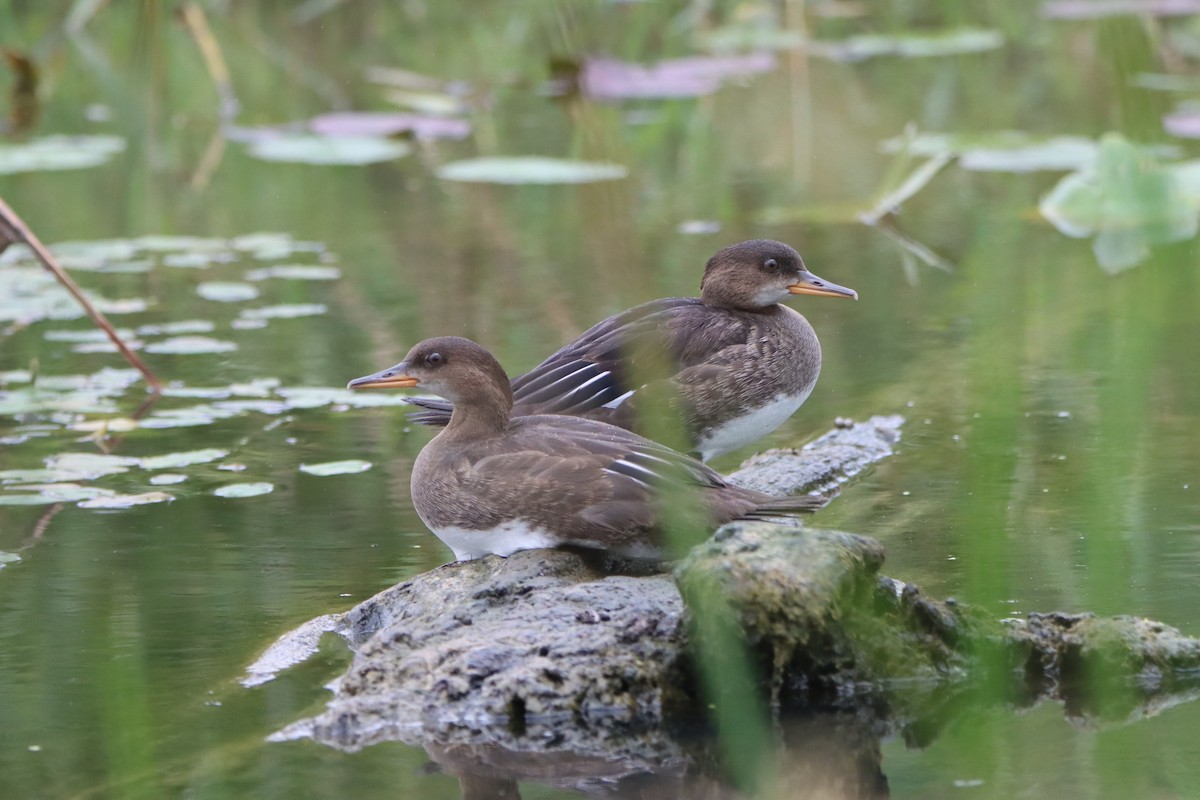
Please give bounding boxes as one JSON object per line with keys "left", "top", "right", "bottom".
{"left": 4, "top": 2, "right": 1200, "bottom": 799}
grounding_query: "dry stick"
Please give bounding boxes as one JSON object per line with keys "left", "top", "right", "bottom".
{"left": 0, "top": 196, "right": 163, "bottom": 391}
{"left": 180, "top": 2, "right": 238, "bottom": 122}
{"left": 180, "top": 2, "right": 237, "bottom": 190}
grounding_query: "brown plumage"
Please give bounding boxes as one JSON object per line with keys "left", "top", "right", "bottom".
{"left": 348, "top": 336, "right": 831, "bottom": 561}
{"left": 406, "top": 240, "right": 856, "bottom": 461}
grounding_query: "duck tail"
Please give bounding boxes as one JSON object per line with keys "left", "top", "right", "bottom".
{"left": 404, "top": 396, "right": 453, "bottom": 427}
{"left": 745, "top": 489, "right": 834, "bottom": 518}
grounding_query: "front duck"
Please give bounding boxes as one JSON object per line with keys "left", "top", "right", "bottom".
{"left": 348, "top": 336, "right": 829, "bottom": 561}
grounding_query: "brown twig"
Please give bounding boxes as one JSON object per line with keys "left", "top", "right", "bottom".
{"left": 0, "top": 196, "right": 163, "bottom": 391}
{"left": 179, "top": 1, "right": 239, "bottom": 123}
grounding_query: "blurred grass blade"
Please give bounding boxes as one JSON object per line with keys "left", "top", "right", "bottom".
{"left": 861, "top": 152, "right": 953, "bottom": 224}
{"left": 180, "top": 2, "right": 239, "bottom": 122}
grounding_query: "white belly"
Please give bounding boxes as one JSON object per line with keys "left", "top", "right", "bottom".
{"left": 429, "top": 519, "right": 561, "bottom": 561}
{"left": 695, "top": 389, "right": 812, "bottom": 462}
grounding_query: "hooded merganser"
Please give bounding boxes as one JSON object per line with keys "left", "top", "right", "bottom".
{"left": 406, "top": 240, "right": 856, "bottom": 461}
{"left": 348, "top": 336, "right": 829, "bottom": 561}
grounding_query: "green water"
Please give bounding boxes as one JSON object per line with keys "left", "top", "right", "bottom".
{"left": 2, "top": 2, "right": 1200, "bottom": 798}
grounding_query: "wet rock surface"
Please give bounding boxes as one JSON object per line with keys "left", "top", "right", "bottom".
{"left": 272, "top": 549, "right": 688, "bottom": 756}
{"left": 248, "top": 414, "right": 1200, "bottom": 794}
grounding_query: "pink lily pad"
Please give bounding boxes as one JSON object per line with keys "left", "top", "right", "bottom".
{"left": 1043, "top": 0, "right": 1200, "bottom": 18}
{"left": 578, "top": 54, "right": 775, "bottom": 101}
{"left": 308, "top": 112, "right": 471, "bottom": 140}
{"left": 1164, "top": 112, "right": 1200, "bottom": 138}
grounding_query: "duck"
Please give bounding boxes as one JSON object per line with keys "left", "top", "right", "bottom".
{"left": 348, "top": 336, "right": 830, "bottom": 561}
{"left": 405, "top": 240, "right": 856, "bottom": 462}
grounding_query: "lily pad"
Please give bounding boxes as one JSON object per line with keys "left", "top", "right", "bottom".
{"left": 308, "top": 112, "right": 471, "bottom": 140}
{"left": 136, "top": 320, "right": 216, "bottom": 336}
{"left": 701, "top": 26, "right": 1002, "bottom": 60}
{"left": 244, "top": 134, "right": 411, "bottom": 165}
{"left": 437, "top": 157, "right": 628, "bottom": 184}
{"left": 576, "top": 54, "right": 776, "bottom": 100}
{"left": 133, "top": 235, "right": 229, "bottom": 253}
{"left": 244, "top": 265, "right": 342, "bottom": 281}
{"left": 239, "top": 304, "right": 328, "bottom": 320}
{"left": 45, "top": 452, "right": 138, "bottom": 480}
{"left": 299, "top": 460, "right": 372, "bottom": 476}
{"left": 230, "top": 232, "right": 324, "bottom": 260}
{"left": 1043, "top": 0, "right": 1200, "bottom": 18}
{"left": 70, "top": 418, "right": 140, "bottom": 433}
{"left": 0, "top": 135, "right": 125, "bottom": 174}
{"left": 143, "top": 336, "right": 239, "bottom": 355}
{"left": 214, "top": 482, "right": 274, "bottom": 498}
{"left": 162, "top": 251, "right": 228, "bottom": 269}
{"left": 1039, "top": 134, "right": 1200, "bottom": 273}
{"left": 78, "top": 491, "right": 174, "bottom": 509}
{"left": 138, "top": 448, "right": 230, "bottom": 470}
{"left": 275, "top": 386, "right": 413, "bottom": 409}
{"left": 72, "top": 340, "right": 143, "bottom": 354}
{"left": 881, "top": 132, "right": 1100, "bottom": 172}
{"left": 197, "top": 282, "right": 260, "bottom": 302}
{"left": 0, "top": 484, "right": 116, "bottom": 505}
{"left": 0, "top": 267, "right": 143, "bottom": 324}
{"left": 44, "top": 328, "right": 136, "bottom": 343}
{"left": 149, "top": 473, "right": 188, "bottom": 485}
{"left": 1164, "top": 110, "right": 1200, "bottom": 139}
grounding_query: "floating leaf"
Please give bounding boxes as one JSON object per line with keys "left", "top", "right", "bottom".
{"left": 229, "top": 232, "right": 324, "bottom": 261}
{"left": 0, "top": 267, "right": 145, "bottom": 324}
{"left": 0, "top": 452, "right": 140, "bottom": 483}
{"left": 1163, "top": 109, "right": 1200, "bottom": 139}
{"left": 70, "top": 418, "right": 139, "bottom": 433}
{"left": 45, "top": 328, "right": 136, "bottom": 343}
{"left": 574, "top": 54, "right": 776, "bottom": 100}
{"left": 308, "top": 112, "right": 471, "bottom": 140}
{"left": 701, "top": 26, "right": 1002, "bottom": 60}
{"left": 149, "top": 473, "right": 188, "bottom": 485}
{"left": 162, "top": 251, "right": 226, "bottom": 269}
{"left": 244, "top": 265, "right": 342, "bottom": 281}
{"left": 78, "top": 491, "right": 174, "bottom": 509}
{"left": 274, "top": 386, "right": 412, "bottom": 409}
{"left": 138, "top": 448, "right": 230, "bottom": 470}
{"left": 0, "top": 135, "right": 125, "bottom": 174}
{"left": 244, "top": 134, "right": 411, "bottom": 165}
{"left": 143, "top": 336, "right": 239, "bottom": 354}
{"left": 197, "top": 281, "right": 260, "bottom": 302}
{"left": 437, "top": 157, "right": 627, "bottom": 184}
{"left": 136, "top": 320, "right": 216, "bottom": 336}
{"left": 133, "top": 235, "right": 229, "bottom": 252}
{"left": 239, "top": 304, "right": 328, "bottom": 320}
{"left": 299, "top": 460, "right": 372, "bottom": 476}
{"left": 807, "top": 28, "right": 1003, "bottom": 61}
{"left": 1039, "top": 134, "right": 1200, "bottom": 273}
{"left": 214, "top": 482, "right": 274, "bottom": 498}
{"left": 55, "top": 258, "right": 153, "bottom": 274}
{"left": 0, "top": 484, "right": 116, "bottom": 504}
{"left": 881, "top": 132, "right": 1100, "bottom": 172}
{"left": 1043, "top": 0, "right": 1200, "bottom": 18}
{"left": 72, "top": 340, "right": 143, "bottom": 354}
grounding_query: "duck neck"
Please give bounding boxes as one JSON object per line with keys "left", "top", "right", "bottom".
{"left": 443, "top": 384, "right": 513, "bottom": 440}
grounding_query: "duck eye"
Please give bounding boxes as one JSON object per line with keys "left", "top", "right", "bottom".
{"left": 763, "top": 258, "right": 779, "bottom": 272}
{"left": 426, "top": 352, "right": 443, "bottom": 366}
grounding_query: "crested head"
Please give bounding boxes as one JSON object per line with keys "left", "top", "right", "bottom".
{"left": 699, "top": 239, "right": 857, "bottom": 309}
